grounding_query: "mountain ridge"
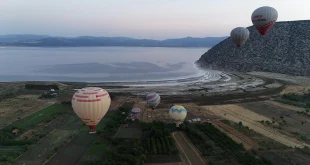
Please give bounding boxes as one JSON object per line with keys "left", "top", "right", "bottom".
{"left": 196, "top": 20, "right": 310, "bottom": 76}
{"left": 0, "top": 34, "right": 227, "bottom": 47}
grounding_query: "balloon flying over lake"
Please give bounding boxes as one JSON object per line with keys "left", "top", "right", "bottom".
{"left": 72, "top": 87, "right": 111, "bottom": 133}
{"left": 251, "top": 6, "right": 278, "bottom": 36}
{"left": 230, "top": 27, "right": 250, "bottom": 47}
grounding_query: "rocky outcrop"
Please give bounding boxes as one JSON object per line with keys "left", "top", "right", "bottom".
{"left": 196, "top": 20, "right": 310, "bottom": 76}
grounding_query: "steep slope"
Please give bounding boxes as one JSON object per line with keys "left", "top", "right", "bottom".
{"left": 196, "top": 20, "right": 310, "bottom": 76}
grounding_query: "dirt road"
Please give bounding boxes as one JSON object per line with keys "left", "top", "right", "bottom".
{"left": 172, "top": 132, "right": 207, "bottom": 165}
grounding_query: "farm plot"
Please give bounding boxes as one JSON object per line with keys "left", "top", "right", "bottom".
{"left": 239, "top": 101, "right": 310, "bottom": 136}
{"left": 13, "top": 129, "right": 76, "bottom": 165}
{"left": 145, "top": 135, "right": 176, "bottom": 155}
{"left": 0, "top": 146, "right": 25, "bottom": 161}
{"left": 183, "top": 123, "right": 272, "bottom": 165}
{"left": 220, "top": 120, "right": 288, "bottom": 151}
{"left": 119, "top": 100, "right": 135, "bottom": 109}
{"left": 0, "top": 95, "right": 54, "bottom": 128}
{"left": 114, "top": 123, "right": 142, "bottom": 139}
{"left": 10, "top": 104, "right": 69, "bottom": 130}
{"left": 203, "top": 104, "right": 310, "bottom": 148}
{"left": 109, "top": 96, "right": 128, "bottom": 110}
{"left": 45, "top": 131, "right": 96, "bottom": 165}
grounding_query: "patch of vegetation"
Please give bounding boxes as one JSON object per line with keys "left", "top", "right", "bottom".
{"left": 277, "top": 90, "right": 310, "bottom": 108}
{"left": 275, "top": 98, "right": 309, "bottom": 108}
{"left": 39, "top": 91, "right": 59, "bottom": 99}
{"left": 25, "top": 84, "right": 59, "bottom": 90}
{"left": 282, "top": 91, "right": 310, "bottom": 102}
{"left": 141, "top": 122, "right": 178, "bottom": 155}
{"left": 10, "top": 104, "right": 69, "bottom": 130}
{"left": 0, "top": 104, "right": 70, "bottom": 164}
{"left": 181, "top": 122, "right": 273, "bottom": 165}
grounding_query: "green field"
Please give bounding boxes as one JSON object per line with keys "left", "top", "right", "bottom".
{"left": 0, "top": 146, "right": 24, "bottom": 157}
{"left": 114, "top": 127, "right": 142, "bottom": 139}
{"left": 85, "top": 142, "right": 108, "bottom": 156}
{"left": 10, "top": 104, "right": 69, "bottom": 130}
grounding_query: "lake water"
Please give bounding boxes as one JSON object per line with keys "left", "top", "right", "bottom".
{"left": 0, "top": 47, "right": 219, "bottom": 83}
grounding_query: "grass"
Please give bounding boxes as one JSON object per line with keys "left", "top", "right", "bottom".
{"left": 10, "top": 104, "right": 69, "bottom": 130}
{"left": 114, "top": 128, "right": 142, "bottom": 139}
{"left": 274, "top": 98, "right": 309, "bottom": 108}
{"left": 145, "top": 155, "right": 182, "bottom": 163}
{"left": 0, "top": 146, "right": 24, "bottom": 156}
{"left": 81, "top": 111, "right": 119, "bottom": 156}
{"left": 85, "top": 142, "right": 109, "bottom": 155}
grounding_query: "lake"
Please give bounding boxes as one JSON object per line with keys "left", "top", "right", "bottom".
{"left": 0, "top": 47, "right": 218, "bottom": 83}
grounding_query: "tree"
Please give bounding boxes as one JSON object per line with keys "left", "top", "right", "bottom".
{"left": 238, "top": 121, "right": 243, "bottom": 127}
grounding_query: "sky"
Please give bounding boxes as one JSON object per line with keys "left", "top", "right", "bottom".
{"left": 1, "top": 0, "right": 309, "bottom": 39}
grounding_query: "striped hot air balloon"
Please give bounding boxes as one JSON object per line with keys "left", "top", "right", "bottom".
{"left": 72, "top": 87, "right": 111, "bottom": 133}
{"left": 131, "top": 108, "right": 141, "bottom": 119}
{"left": 230, "top": 27, "right": 250, "bottom": 47}
{"left": 169, "top": 105, "right": 187, "bottom": 127}
{"left": 251, "top": 6, "right": 278, "bottom": 36}
{"left": 146, "top": 92, "right": 160, "bottom": 109}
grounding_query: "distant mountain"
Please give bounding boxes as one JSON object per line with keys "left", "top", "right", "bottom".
{"left": 196, "top": 20, "right": 310, "bottom": 76}
{"left": 0, "top": 34, "right": 49, "bottom": 43}
{"left": 0, "top": 35, "right": 227, "bottom": 47}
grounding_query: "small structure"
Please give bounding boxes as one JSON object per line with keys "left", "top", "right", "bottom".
{"left": 12, "top": 129, "right": 19, "bottom": 135}
{"left": 50, "top": 89, "right": 55, "bottom": 92}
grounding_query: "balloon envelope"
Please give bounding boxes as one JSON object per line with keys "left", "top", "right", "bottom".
{"left": 169, "top": 105, "right": 187, "bottom": 127}
{"left": 72, "top": 87, "right": 111, "bottom": 132}
{"left": 146, "top": 92, "right": 160, "bottom": 108}
{"left": 230, "top": 27, "right": 250, "bottom": 47}
{"left": 251, "top": 6, "right": 278, "bottom": 36}
{"left": 131, "top": 108, "right": 141, "bottom": 119}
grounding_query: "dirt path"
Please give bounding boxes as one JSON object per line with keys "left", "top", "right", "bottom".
{"left": 172, "top": 132, "right": 207, "bottom": 165}
{"left": 203, "top": 104, "right": 310, "bottom": 148}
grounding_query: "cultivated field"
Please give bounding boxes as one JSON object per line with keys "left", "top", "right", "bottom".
{"left": 114, "top": 123, "right": 142, "bottom": 139}
{"left": 203, "top": 104, "right": 309, "bottom": 148}
{"left": 0, "top": 95, "right": 54, "bottom": 128}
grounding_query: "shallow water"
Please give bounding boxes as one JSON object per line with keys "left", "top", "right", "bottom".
{"left": 0, "top": 46, "right": 217, "bottom": 82}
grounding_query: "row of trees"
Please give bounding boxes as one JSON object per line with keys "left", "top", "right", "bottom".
{"left": 25, "top": 84, "right": 59, "bottom": 90}
{"left": 146, "top": 136, "right": 177, "bottom": 155}
{"left": 197, "top": 123, "right": 244, "bottom": 152}
{"left": 282, "top": 90, "right": 310, "bottom": 102}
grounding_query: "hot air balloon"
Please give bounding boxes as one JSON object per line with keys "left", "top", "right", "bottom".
{"left": 146, "top": 92, "right": 160, "bottom": 110}
{"left": 72, "top": 87, "right": 111, "bottom": 133}
{"left": 169, "top": 105, "right": 187, "bottom": 127}
{"left": 230, "top": 27, "right": 250, "bottom": 47}
{"left": 131, "top": 108, "right": 141, "bottom": 120}
{"left": 251, "top": 6, "right": 278, "bottom": 36}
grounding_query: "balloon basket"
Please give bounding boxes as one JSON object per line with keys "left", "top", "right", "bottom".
{"left": 89, "top": 131, "right": 96, "bottom": 134}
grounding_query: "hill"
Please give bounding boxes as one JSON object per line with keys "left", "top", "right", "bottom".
{"left": 196, "top": 20, "right": 310, "bottom": 76}
{"left": 0, "top": 35, "right": 227, "bottom": 47}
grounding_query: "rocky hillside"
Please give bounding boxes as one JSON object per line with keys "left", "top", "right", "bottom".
{"left": 196, "top": 20, "right": 310, "bottom": 76}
